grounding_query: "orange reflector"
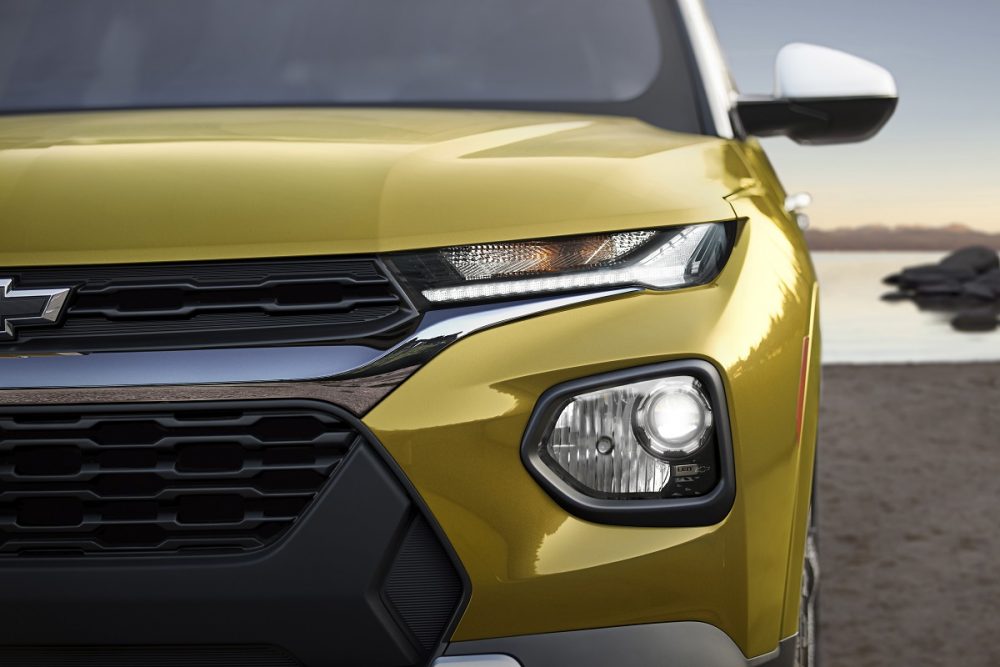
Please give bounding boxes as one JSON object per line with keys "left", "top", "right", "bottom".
{"left": 795, "top": 336, "right": 811, "bottom": 442}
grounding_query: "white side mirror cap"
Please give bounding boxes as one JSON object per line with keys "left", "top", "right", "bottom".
{"left": 776, "top": 43, "right": 897, "bottom": 99}
{"left": 736, "top": 42, "right": 898, "bottom": 145}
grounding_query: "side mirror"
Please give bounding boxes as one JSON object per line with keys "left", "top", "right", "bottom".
{"left": 735, "top": 43, "right": 898, "bottom": 145}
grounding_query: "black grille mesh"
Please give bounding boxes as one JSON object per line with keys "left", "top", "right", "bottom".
{"left": 0, "top": 401, "right": 358, "bottom": 557}
{"left": 0, "top": 257, "right": 418, "bottom": 353}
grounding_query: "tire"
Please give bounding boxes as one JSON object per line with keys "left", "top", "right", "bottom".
{"left": 794, "top": 498, "right": 821, "bottom": 667}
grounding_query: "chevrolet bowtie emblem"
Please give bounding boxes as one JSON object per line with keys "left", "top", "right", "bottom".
{"left": 0, "top": 278, "right": 72, "bottom": 341}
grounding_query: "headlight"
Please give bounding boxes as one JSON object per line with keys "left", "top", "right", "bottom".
{"left": 389, "top": 222, "right": 734, "bottom": 304}
{"left": 521, "top": 361, "right": 735, "bottom": 527}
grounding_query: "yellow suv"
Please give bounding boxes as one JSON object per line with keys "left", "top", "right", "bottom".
{"left": 0, "top": 2, "right": 895, "bottom": 666}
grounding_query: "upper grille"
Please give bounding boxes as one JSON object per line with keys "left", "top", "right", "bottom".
{"left": 0, "top": 257, "right": 418, "bottom": 353}
{"left": 0, "top": 401, "right": 359, "bottom": 557}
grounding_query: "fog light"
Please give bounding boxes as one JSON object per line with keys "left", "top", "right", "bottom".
{"left": 522, "top": 361, "right": 734, "bottom": 526}
{"left": 545, "top": 381, "right": 672, "bottom": 497}
{"left": 634, "top": 378, "right": 713, "bottom": 459}
{"left": 537, "top": 374, "right": 716, "bottom": 499}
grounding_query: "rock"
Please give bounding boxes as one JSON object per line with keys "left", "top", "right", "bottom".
{"left": 978, "top": 267, "right": 1000, "bottom": 280}
{"left": 914, "top": 281, "right": 963, "bottom": 296}
{"left": 962, "top": 282, "right": 997, "bottom": 300}
{"left": 970, "top": 268, "right": 1000, "bottom": 289}
{"left": 952, "top": 308, "right": 999, "bottom": 332}
{"left": 939, "top": 246, "right": 1000, "bottom": 274}
{"left": 883, "top": 248, "right": 1000, "bottom": 332}
{"left": 896, "top": 264, "right": 976, "bottom": 289}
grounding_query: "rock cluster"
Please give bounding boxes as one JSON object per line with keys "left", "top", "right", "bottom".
{"left": 883, "top": 246, "right": 1000, "bottom": 331}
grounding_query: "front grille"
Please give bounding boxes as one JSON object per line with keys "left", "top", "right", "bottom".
{"left": 0, "top": 257, "right": 418, "bottom": 353}
{"left": 0, "top": 401, "right": 359, "bottom": 557}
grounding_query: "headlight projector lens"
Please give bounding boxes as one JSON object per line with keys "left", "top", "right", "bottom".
{"left": 634, "top": 378, "right": 713, "bottom": 459}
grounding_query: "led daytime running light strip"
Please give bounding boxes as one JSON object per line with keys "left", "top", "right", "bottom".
{"left": 423, "top": 224, "right": 716, "bottom": 303}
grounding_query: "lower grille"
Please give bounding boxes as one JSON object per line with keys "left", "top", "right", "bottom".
{"left": 0, "top": 401, "right": 358, "bottom": 557}
{"left": 0, "top": 396, "right": 469, "bottom": 666}
{"left": 0, "top": 645, "right": 301, "bottom": 667}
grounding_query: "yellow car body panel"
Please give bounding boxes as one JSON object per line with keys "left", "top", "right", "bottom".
{"left": 365, "top": 192, "right": 819, "bottom": 657}
{"left": 0, "top": 109, "right": 737, "bottom": 267}
{"left": 0, "top": 108, "right": 819, "bottom": 661}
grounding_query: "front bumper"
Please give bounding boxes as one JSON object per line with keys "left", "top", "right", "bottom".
{"left": 0, "top": 216, "right": 820, "bottom": 665}
{"left": 439, "top": 624, "right": 795, "bottom": 667}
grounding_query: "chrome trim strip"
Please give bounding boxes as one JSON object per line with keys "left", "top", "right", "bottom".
{"left": 0, "top": 368, "right": 417, "bottom": 418}
{"left": 748, "top": 645, "right": 782, "bottom": 666}
{"left": 0, "top": 289, "right": 632, "bottom": 390}
{"left": 677, "top": 0, "right": 738, "bottom": 139}
{"left": 433, "top": 657, "right": 522, "bottom": 667}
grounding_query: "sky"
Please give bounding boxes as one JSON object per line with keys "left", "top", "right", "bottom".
{"left": 704, "top": 0, "right": 1000, "bottom": 231}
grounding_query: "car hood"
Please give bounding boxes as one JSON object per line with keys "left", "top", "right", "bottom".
{"left": 0, "top": 108, "right": 746, "bottom": 267}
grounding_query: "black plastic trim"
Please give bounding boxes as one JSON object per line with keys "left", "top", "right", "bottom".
{"left": 0, "top": 645, "right": 303, "bottom": 667}
{"left": 0, "top": 399, "right": 366, "bottom": 557}
{"left": 0, "top": 398, "right": 470, "bottom": 667}
{"left": 671, "top": 0, "right": 724, "bottom": 137}
{"left": 298, "top": 401, "right": 474, "bottom": 667}
{"left": 736, "top": 95, "right": 898, "bottom": 145}
{"left": 520, "top": 359, "right": 736, "bottom": 527}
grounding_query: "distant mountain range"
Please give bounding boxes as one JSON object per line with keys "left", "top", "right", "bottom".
{"left": 804, "top": 224, "right": 1000, "bottom": 251}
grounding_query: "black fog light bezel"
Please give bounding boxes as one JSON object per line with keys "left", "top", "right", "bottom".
{"left": 520, "top": 359, "right": 736, "bottom": 527}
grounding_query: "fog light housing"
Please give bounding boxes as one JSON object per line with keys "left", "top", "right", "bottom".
{"left": 521, "top": 361, "right": 735, "bottom": 527}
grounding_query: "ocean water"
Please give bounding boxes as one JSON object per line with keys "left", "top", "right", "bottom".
{"left": 814, "top": 251, "right": 1000, "bottom": 365}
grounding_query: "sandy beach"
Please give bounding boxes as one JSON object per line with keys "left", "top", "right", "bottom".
{"left": 819, "top": 363, "right": 1000, "bottom": 667}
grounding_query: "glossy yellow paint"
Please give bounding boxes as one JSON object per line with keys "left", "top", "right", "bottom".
{"left": 726, "top": 162, "right": 824, "bottom": 642}
{"left": 0, "top": 108, "right": 739, "bottom": 267}
{"left": 365, "top": 167, "right": 819, "bottom": 659}
{"left": 1, "top": 107, "right": 819, "bottom": 659}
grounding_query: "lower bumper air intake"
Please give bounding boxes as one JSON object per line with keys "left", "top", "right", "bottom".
{"left": 0, "top": 399, "right": 468, "bottom": 667}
